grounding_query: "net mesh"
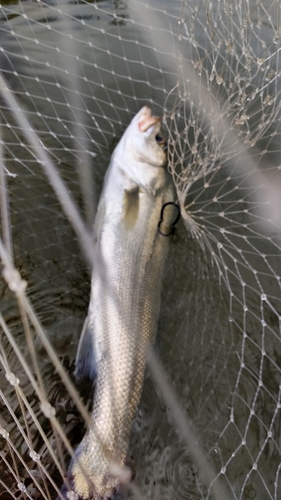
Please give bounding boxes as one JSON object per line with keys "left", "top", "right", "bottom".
{"left": 0, "top": 1, "right": 281, "bottom": 499}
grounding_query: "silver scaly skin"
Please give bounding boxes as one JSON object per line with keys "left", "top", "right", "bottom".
{"left": 68, "top": 107, "right": 175, "bottom": 499}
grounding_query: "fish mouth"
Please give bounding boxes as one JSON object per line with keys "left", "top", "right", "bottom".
{"left": 138, "top": 106, "right": 162, "bottom": 132}
{"left": 138, "top": 107, "right": 167, "bottom": 149}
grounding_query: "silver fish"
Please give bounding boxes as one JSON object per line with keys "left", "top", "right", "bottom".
{"left": 70, "top": 106, "right": 175, "bottom": 499}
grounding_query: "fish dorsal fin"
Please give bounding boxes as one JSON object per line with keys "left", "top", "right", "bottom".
{"left": 74, "top": 316, "right": 97, "bottom": 383}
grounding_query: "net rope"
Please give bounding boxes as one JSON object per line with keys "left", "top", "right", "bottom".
{"left": 0, "top": 1, "right": 281, "bottom": 499}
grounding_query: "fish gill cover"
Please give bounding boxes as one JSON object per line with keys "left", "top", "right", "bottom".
{"left": 0, "top": 1, "right": 281, "bottom": 499}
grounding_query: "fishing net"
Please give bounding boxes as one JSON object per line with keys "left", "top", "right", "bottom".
{"left": 0, "top": 0, "right": 281, "bottom": 499}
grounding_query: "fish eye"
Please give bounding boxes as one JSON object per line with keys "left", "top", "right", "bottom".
{"left": 155, "top": 134, "right": 167, "bottom": 149}
{"left": 156, "top": 134, "right": 164, "bottom": 143}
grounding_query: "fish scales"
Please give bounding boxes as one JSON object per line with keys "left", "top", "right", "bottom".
{"left": 68, "top": 107, "right": 175, "bottom": 499}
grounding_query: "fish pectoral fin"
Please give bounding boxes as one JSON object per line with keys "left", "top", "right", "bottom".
{"left": 74, "top": 316, "right": 97, "bottom": 383}
{"left": 123, "top": 187, "right": 139, "bottom": 229}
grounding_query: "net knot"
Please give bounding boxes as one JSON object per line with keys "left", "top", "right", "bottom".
{"left": 17, "top": 483, "right": 26, "bottom": 493}
{"left": 29, "top": 450, "right": 41, "bottom": 462}
{"left": 40, "top": 401, "right": 56, "bottom": 418}
{"left": 66, "top": 491, "right": 79, "bottom": 500}
{"left": 0, "top": 427, "right": 9, "bottom": 439}
{"left": 5, "top": 371, "right": 20, "bottom": 387}
{"left": 2, "top": 267, "right": 27, "bottom": 294}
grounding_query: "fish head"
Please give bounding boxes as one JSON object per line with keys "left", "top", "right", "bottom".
{"left": 135, "top": 106, "right": 167, "bottom": 166}
{"left": 115, "top": 106, "right": 167, "bottom": 168}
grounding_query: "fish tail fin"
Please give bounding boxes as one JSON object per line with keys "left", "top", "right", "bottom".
{"left": 56, "top": 442, "right": 84, "bottom": 499}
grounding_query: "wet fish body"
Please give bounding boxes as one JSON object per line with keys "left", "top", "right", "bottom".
{"left": 70, "top": 107, "right": 174, "bottom": 499}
